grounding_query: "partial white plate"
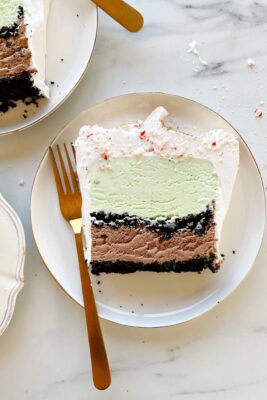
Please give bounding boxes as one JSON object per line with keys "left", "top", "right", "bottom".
{"left": 0, "top": 195, "right": 25, "bottom": 335}
{"left": 31, "top": 93, "right": 266, "bottom": 328}
{"left": 0, "top": 0, "right": 97, "bottom": 135}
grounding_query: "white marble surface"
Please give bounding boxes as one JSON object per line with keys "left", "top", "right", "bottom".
{"left": 0, "top": 0, "right": 267, "bottom": 398}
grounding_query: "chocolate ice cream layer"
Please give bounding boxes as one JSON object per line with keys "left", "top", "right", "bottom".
{"left": 91, "top": 223, "right": 217, "bottom": 265}
{"left": 0, "top": 17, "right": 35, "bottom": 78}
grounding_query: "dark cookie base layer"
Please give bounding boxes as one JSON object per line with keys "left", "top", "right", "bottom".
{"left": 90, "top": 256, "right": 218, "bottom": 275}
{"left": 0, "top": 71, "right": 41, "bottom": 113}
{"left": 91, "top": 204, "right": 214, "bottom": 239}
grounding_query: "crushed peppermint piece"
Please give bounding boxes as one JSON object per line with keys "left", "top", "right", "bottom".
{"left": 139, "top": 130, "right": 146, "bottom": 138}
{"left": 247, "top": 58, "right": 256, "bottom": 68}
{"left": 103, "top": 152, "right": 109, "bottom": 160}
{"left": 254, "top": 108, "right": 263, "bottom": 118}
{"left": 212, "top": 141, "right": 217, "bottom": 147}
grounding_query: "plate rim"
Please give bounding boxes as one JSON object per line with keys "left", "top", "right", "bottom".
{"left": 0, "top": 195, "right": 25, "bottom": 336}
{"left": 30, "top": 92, "right": 267, "bottom": 328}
{"left": 0, "top": 3, "right": 98, "bottom": 137}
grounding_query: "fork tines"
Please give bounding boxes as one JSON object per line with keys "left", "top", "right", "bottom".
{"left": 49, "top": 144, "right": 79, "bottom": 194}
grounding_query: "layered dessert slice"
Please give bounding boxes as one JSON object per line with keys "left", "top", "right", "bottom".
{"left": 75, "top": 107, "right": 239, "bottom": 275}
{"left": 0, "top": 0, "right": 50, "bottom": 113}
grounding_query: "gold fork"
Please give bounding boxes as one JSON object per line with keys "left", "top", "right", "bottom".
{"left": 49, "top": 144, "right": 111, "bottom": 390}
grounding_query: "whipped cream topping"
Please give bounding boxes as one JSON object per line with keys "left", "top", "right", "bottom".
{"left": 23, "top": 0, "right": 50, "bottom": 97}
{"left": 75, "top": 106, "right": 239, "bottom": 263}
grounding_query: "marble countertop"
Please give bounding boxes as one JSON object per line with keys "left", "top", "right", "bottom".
{"left": 0, "top": 0, "right": 267, "bottom": 398}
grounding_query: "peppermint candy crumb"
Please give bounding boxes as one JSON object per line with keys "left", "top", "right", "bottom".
{"left": 254, "top": 108, "right": 263, "bottom": 118}
{"left": 139, "top": 130, "right": 146, "bottom": 138}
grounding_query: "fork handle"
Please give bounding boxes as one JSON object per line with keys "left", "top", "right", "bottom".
{"left": 92, "top": 0, "right": 143, "bottom": 32}
{"left": 75, "top": 233, "right": 111, "bottom": 390}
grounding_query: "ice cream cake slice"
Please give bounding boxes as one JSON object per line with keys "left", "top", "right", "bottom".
{"left": 75, "top": 106, "right": 239, "bottom": 275}
{"left": 0, "top": 0, "right": 50, "bottom": 113}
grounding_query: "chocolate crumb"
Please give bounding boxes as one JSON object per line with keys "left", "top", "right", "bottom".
{"left": 140, "top": 303, "right": 143, "bottom": 306}
{"left": 98, "top": 290, "right": 101, "bottom": 293}
{"left": 217, "top": 301, "right": 220, "bottom": 304}
{"left": 76, "top": 14, "right": 79, "bottom": 17}
{"left": 17, "top": 6, "right": 24, "bottom": 19}
{"left": 50, "top": 81, "right": 55, "bottom": 85}
{"left": 232, "top": 250, "right": 236, "bottom": 254}
{"left": 22, "top": 114, "right": 27, "bottom": 119}
{"left": 97, "top": 280, "right": 101, "bottom": 285}
{"left": 131, "top": 310, "right": 135, "bottom": 314}
{"left": 61, "top": 58, "right": 64, "bottom": 62}
{"left": 119, "top": 305, "right": 122, "bottom": 308}
{"left": 9, "top": 101, "right": 16, "bottom": 108}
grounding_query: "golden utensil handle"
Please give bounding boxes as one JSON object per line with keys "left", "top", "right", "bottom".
{"left": 75, "top": 233, "right": 111, "bottom": 390}
{"left": 92, "top": 0, "right": 144, "bottom": 32}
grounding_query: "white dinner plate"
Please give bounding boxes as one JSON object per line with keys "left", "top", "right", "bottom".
{"left": 31, "top": 93, "right": 266, "bottom": 328}
{"left": 0, "top": 0, "right": 97, "bottom": 135}
{"left": 0, "top": 195, "right": 25, "bottom": 335}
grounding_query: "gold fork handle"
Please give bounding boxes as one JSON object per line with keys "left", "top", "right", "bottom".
{"left": 92, "top": 0, "right": 144, "bottom": 32}
{"left": 75, "top": 233, "right": 111, "bottom": 390}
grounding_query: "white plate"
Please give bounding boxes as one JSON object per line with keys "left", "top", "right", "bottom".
{"left": 0, "top": 0, "right": 97, "bottom": 136}
{"left": 31, "top": 93, "right": 266, "bottom": 328}
{"left": 0, "top": 195, "right": 25, "bottom": 335}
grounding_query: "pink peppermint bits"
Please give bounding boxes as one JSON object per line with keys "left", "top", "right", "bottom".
{"left": 211, "top": 141, "right": 217, "bottom": 147}
{"left": 139, "top": 130, "right": 146, "bottom": 139}
{"left": 103, "top": 152, "right": 108, "bottom": 161}
{"left": 254, "top": 108, "right": 263, "bottom": 118}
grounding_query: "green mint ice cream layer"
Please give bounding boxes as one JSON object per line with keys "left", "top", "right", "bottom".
{"left": 0, "top": 0, "right": 21, "bottom": 28}
{"left": 89, "top": 156, "right": 218, "bottom": 219}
